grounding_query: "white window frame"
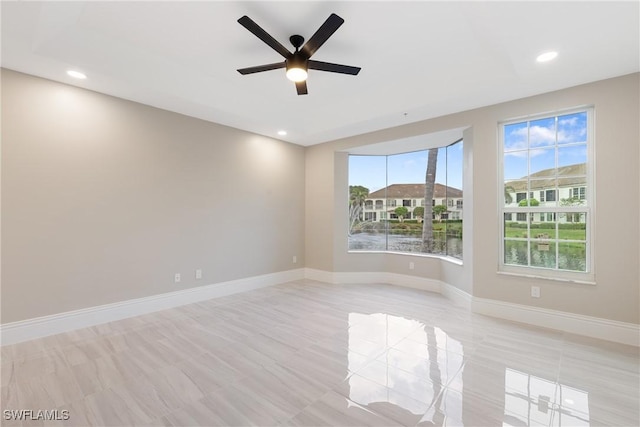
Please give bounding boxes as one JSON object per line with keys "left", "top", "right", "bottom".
{"left": 498, "top": 107, "right": 595, "bottom": 283}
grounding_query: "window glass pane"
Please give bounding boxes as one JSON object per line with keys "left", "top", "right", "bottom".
{"left": 446, "top": 141, "right": 463, "bottom": 259}
{"left": 505, "top": 240, "right": 528, "bottom": 266}
{"left": 530, "top": 148, "right": 555, "bottom": 176}
{"left": 558, "top": 242, "right": 587, "bottom": 272}
{"left": 505, "top": 180, "right": 525, "bottom": 206}
{"left": 387, "top": 233, "right": 422, "bottom": 254}
{"left": 500, "top": 109, "right": 590, "bottom": 275}
{"left": 558, "top": 145, "right": 587, "bottom": 169}
{"left": 529, "top": 179, "right": 555, "bottom": 207}
{"left": 386, "top": 150, "right": 426, "bottom": 253}
{"left": 349, "top": 230, "right": 387, "bottom": 251}
{"left": 559, "top": 213, "right": 586, "bottom": 240}
{"left": 504, "top": 214, "right": 527, "bottom": 238}
{"left": 560, "top": 179, "right": 587, "bottom": 206}
{"left": 504, "top": 122, "right": 528, "bottom": 152}
{"left": 447, "top": 227, "right": 463, "bottom": 260}
{"left": 557, "top": 112, "right": 587, "bottom": 145}
{"left": 504, "top": 153, "right": 528, "bottom": 180}
{"left": 529, "top": 117, "right": 556, "bottom": 148}
{"left": 530, "top": 241, "right": 556, "bottom": 269}
{"left": 531, "top": 212, "right": 557, "bottom": 239}
{"left": 348, "top": 155, "right": 386, "bottom": 251}
{"left": 348, "top": 140, "right": 463, "bottom": 259}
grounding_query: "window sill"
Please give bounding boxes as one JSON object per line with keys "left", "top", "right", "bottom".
{"left": 497, "top": 270, "right": 596, "bottom": 286}
{"left": 348, "top": 250, "right": 463, "bottom": 266}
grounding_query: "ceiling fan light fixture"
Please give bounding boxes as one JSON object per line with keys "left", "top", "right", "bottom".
{"left": 286, "top": 67, "right": 308, "bottom": 82}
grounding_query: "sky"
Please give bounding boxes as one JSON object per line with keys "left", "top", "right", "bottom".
{"left": 349, "top": 140, "right": 463, "bottom": 193}
{"left": 503, "top": 111, "right": 587, "bottom": 180}
{"left": 350, "top": 111, "right": 586, "bottom": 194}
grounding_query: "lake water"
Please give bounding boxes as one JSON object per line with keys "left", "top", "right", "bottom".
{"left": 348, "top": 232, "right": 463, "bottom": 259}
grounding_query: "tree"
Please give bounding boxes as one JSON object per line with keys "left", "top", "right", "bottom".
{"left": 518, "top": 198, "right": 539, "bottom": 207}
{"left": 413, "top": 206, "right": 424, "bottom": 223}
{"left": 422, "top": 148, "right": 438, "bottom": 251}
{"left": 433, "top": 204, "right": 448, "bottom": 222}
{"left": 504, "top": 185, "right": 515, "bottom": 204}
{"left": 349, "top": 185, "right": 369, "bottom": 234}
{"left": 394, "top": 206, "right": 409, "bottom": 222}
{"left": 560, "top": 196, "right": 584, "bottom": 206}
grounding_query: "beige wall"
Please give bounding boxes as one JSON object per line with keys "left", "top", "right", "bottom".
{"left": 2, "top": 69, "right": 638, "bottom": 326}
{"left": 306, "top": 73, "right": 640, "bottom": 324}
{"left": 1, "top": 69, "right": 305, "bottom": 323}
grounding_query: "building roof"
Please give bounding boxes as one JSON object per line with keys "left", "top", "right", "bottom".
{"left": 368, "top": 183, "right": 462, "bottom": 199}
{"left": 506, "top": 163, "right": 586, "bottom": 191}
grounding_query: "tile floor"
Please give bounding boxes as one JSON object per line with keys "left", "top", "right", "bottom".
{"left": 1, "top": 280, "right": 638, "bottom": 426}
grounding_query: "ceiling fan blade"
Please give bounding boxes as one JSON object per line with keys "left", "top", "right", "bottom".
{"left": 237, "top": 62, "right": 286, "bottom": 75}
{"left": 238, "top": 16, "right": 291, "bottom": 58}
{"left": 308, "top": 60, "right": 361, "bottom": 75}
{"left": 296, "top": 80, "right": 308, "bottom": 95}
{"left": 301, "top": 13, "right": 344, "bottom": 58}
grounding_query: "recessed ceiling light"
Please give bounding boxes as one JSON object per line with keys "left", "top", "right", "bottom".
{"left": 277, "top": 130, "right": 287, "bottom": 136}
{"left": 536, "top": 51, "right": 558, "bottom": 63}
{"left": 67, "top": 70, "right": 87, "bottom": 79}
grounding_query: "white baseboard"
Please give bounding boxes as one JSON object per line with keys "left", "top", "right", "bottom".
{"left": 304, "top": 268, "right": 441, "bottom": 293}
{"left": 304, "top": 268, "right": 639, "bottom": 347}
{"left": 472, "top": 297, "right": 640, "bottom": 347}
{"left": 304, "top": 268, "right": 335, "bottom": 284}
{"left": 0, "top": 269, "right": 305, "bottom": 346}
{"left": 440, "top": 282, "right": 473, "bottom": 310}
{"left": 3, "top": 268, "right": 638, "bottom": 347}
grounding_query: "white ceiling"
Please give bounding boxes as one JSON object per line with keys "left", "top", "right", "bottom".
{"left": 2, "top": 1, "right": 638, "bottom": 146}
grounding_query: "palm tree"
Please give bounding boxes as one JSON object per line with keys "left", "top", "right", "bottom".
{"left": 349, "top": 185, "right": 369, "bottom": 234}
{"left": 422, "top": 148, "right": 438, "bottom": 251}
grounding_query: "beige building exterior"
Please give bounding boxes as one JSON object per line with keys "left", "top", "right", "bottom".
{"left": 505, "top": 163, "right": 586, "bottom": 223}
{"left": 363, "top": 183, "right": 463, "bottom": 221}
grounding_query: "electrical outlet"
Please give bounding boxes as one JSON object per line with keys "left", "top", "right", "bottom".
{"left": 195, "top": 269, "right": 202, "bottom": 280}
{"left": 293, "top": 255, "right": 297, "bottom": 264}
{"left": 174, "top": 273, "right": 181, "bottom": 283}
{"left": 409, "top": 262, "right": 415, "bottom": 270}
{"left": 531, "top": 286, "right": 540, "bottom": 298}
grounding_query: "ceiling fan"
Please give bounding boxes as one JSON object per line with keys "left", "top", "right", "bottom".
{"left": 236, "top": 13, "right": 361, "bottom": 95}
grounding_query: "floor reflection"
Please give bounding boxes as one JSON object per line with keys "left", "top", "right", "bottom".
{"left": 347, "top": 313, "right": 464, "bottom": 423}
{"left": 344, "top": 311, "right": 595, "bottom": 426}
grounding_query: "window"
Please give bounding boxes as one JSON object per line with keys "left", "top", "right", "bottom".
{"left": 501, "top": 109, "right": 591, "bottom": 277}
{"left": 348, "top": 139, "right": 463, "bottom": 259}
{"left": 456, "top": 200, "right": 463, "bottom": 209}
{"left": 572, "top": 187, "right": 586, "bottom": 200}
{"left": 364, "top": 200, "right": 373, "bottom": 209}
{"left": 375, "top": 200, "right": 383, "bottom": 210}
{"left": 448, "top": 199, "right": 454, "bottom": 207}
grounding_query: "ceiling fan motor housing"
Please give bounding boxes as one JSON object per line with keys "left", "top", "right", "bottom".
{"left": 289, "top": 35, "right": 305, "bottom": 51}
{"left": 287, "top": 53, "right": 308, "bottom": 71}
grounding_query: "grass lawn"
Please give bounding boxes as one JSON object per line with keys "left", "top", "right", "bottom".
{"left": 505, "top": 225, "right": 585, "bottom": 240}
